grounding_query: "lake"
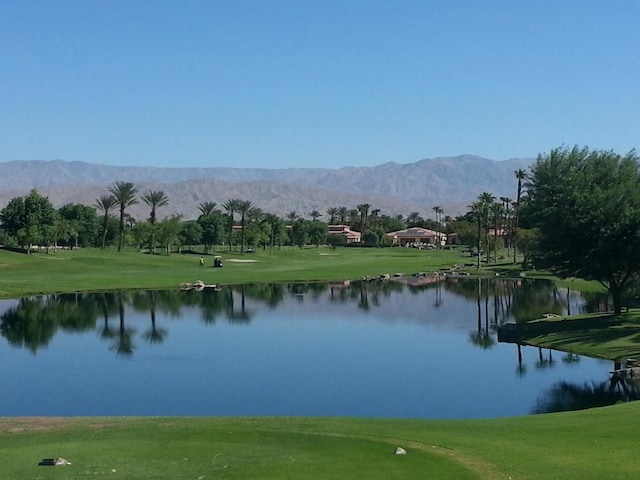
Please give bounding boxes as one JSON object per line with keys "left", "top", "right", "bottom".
{"left": 0, "top": 277, "right": 633, "bottom": 418}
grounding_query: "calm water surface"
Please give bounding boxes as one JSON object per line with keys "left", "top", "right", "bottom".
{"left": 0, "top": 277, "right": 633, "bottom": 418}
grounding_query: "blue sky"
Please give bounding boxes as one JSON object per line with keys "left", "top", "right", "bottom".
{"left": 0, "top": 1, "right": 638, "bottom": 169}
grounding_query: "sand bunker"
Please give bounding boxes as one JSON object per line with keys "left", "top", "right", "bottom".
{"left": 226, "top": 258, "right": 258, "bottom": 263}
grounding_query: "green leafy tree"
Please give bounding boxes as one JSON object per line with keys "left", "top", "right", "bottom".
{"left": 291, "top": 218, "right": 308, "bottom": 249}
{"left": 307, "top": 221, "right": 327, "bottom": 247}
{"left": 58, "top": 203, "right": 99, "bottom": 248}
{"left": 0, "top": 189, "right": 57, "bottom": 253}
{"left": 109, "top": 182, "right": 138, "bottom": 252}
{"left": 178, "top": 220, "right": 203, "bottom": 252}
{"left": 197, "top": 212, "right": 225, "bottom": 253}
{"left": 526, "top": 146, "right": 640, "bottom": 314}
{"left": 156, "top": 215, "right": 183, "bottom": 254}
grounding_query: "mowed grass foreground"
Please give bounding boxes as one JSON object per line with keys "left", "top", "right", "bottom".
{"left": 0, "top": 246, "right": 466, "bottom": 298}
{"left": 2, "top": 403, "right": 640, "bottom": 480}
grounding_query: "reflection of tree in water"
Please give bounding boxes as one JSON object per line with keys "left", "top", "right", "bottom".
{"left": 100, "top": 292, "right": 119, "bottom": 342}
{"left": 110, "top": 292, "right": 136, "bottom": 356}
{"left": 142, "top": 291, "right": 167, "bottom": 345}
{"left": 241, "top": 283, "right": 286, "bottom": 308}
{"left": 0, "top": 294, "right": 100, "bottom": 354}
{"left": 0, "top": 278, "right": 611, "bottom": 358}
{"left": 533, "top": 378, "right": 640, "bottom": 414}
{"left": 468, "top": 279, "right": 495, "bottom": 349}
{"left": 225, "top": 284, "right": 252, "bottom": 324}
{"left": 0, "top": 297, "right": 58, "bottom": 353}
{"left": 535, "top": 347, "right": 556, "bottom": 370}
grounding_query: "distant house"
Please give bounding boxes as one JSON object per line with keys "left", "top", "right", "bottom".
{"left": 385, "top": 227, "right": 447, "bottom": 247}
{"left": 327, "top": 225, "right": 361, "bottom": 244}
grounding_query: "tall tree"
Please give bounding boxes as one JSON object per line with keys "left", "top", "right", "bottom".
{"left": 406, "top": 211, "right": 423, "bottom": 227}
{"left": 468, "top": 201, "right": 484, "bottom": 269}
{"left": 236, "top": 200, "right": 253, "bottom": 254}
{"left": 142, "top": 190, "right": 169, "bottom": 253}
{"left": 526, "top": 146, "right": 640, "bottom": 314}
{"left": 513, "top": 168, "right": 527, "bottom": 263}
{"left": 108, "top": 182, "right": 138, "bottom": 252}
{"left": 309, "top": 209, "right": 322, "bottom": 221}
{"left": 337, "top": 206, "right": 348, "bottom": 224}
{"left": 222, "top": 198, "right": 241, "bottom": 251}
{"left": 142, "top": 190, "right": 169, "bottom": 225}
{"left": 326, "top": 207, "right": 338, "bottom": 225}
{"left": 432, "top": 206, "right": 443, "bottom": 247}
{"left": 477, "top": 192, "right": 495, "bottom": 263}
{"left": 198, "top": 201, "right": 218, "bottom": 216}
{"left": 356, "top": 203, "right": 370, "bottom": 233}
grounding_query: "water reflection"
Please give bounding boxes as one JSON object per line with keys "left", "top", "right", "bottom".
{"left": 0, "top": 277, "right": 621, "bottom": 417}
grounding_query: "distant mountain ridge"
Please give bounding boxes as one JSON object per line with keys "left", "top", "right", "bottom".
{"left": 0, "top": 155, "right": 533, "bottom": 219}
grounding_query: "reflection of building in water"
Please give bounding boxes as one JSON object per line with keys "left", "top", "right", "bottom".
{"left": 389, "top": 274, "right": 445, "bottom": 287}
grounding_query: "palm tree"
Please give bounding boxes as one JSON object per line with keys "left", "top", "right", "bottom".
{"left": 432, "top": 205, "right": 443, "bottom": 247}
{"left": 142, "top": 190, "right": 169, "bottom": 253}
{"left": 406, "top": 211, "right": 422, "bottom": 226}
{"left": 513, "top": 169, "right": 527, "bottom": 263}
{"left": 94, "top": 194, "right": 117, "bottom": 249}
{"left": 222, "top": 198, "right": 241, "bottom": 251}
{"left": 108, "top": 181, "right": 138, "bottom": 252}
{"left": 198, "top": 201, "right": 218, "bottom": 217}
{"left": 490, "top": 202, "right": 504, "bottom": 262}
{"left": 326, "top": 207, "right": 338, "bottom": 225}
{"left": 286, "top": 211, "right": 298, "bottom": 223}
{"left": 499, "top": 196, "right": 512, "bottom": 255}
{"left": 356, "top": 203, "right": 370, "bottom": 233}
{"left": 236, "top": 199, "right": 253, "bottom": 253}
{"left": 468, "top": 201, "right": 484, "bottom": 269}
{"left": 476, "top": 192, "right": 495, "bottom": 263}
{"left": 369, "top": 208, "right": 381, "bottom": 230}
{"left": 309, "top": 209, "right": 322, "bottom": 221}
{"left": 337, "top": 206, "right": 348, "bottom": 224}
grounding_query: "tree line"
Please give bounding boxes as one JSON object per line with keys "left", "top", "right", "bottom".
{"left": 0, "top": 181, "right": 449, "bottom": 254}
{"left": 456, "top": 146, "right": 640, "bottom": 315}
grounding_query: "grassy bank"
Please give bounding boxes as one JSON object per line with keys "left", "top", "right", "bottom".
{"left": 517, "top": 310, "right": 640, "bottom": 362}
{"left": 0, "top": 246, "right": 468, "bottom": 298}
{"left": 2, "top": 403, "right": 640, "bottom": 480}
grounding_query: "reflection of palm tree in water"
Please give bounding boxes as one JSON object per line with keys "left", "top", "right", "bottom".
{"left": 226, "top": 285, "right": 252, "bottom": 323}
{"left": 111, "top": 292, "right": 135, "bottom": 356}
{"left": 535, "top": 348, "right": 555, "bottom": 370}
{"left": 470, "top": 278, "right": 495, "bottom": 349}
{"left": 99, "top": 293, "right": 118, "bottom": 342}
{"left": 142, "top": 291, "right": 167, "bottom": 344}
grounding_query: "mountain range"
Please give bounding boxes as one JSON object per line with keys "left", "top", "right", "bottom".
{"left": 0, "top": 155, "right": 533, "bottom": 220}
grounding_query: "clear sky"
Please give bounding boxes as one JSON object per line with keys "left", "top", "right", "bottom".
{"left": 0, "top": 1, "right": 638, "bottom": 169}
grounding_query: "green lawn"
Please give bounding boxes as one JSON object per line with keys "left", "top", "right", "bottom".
{"left": 0, "top": 245, "right": 468, "bottom": 298}
{"left": 2, "top": 404, "right": 640, "bottom": 480}
{"left": 517, "top": 310, "right": 640, "bottom": 361}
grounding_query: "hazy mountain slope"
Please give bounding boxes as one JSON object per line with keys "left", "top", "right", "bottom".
{"left": 0, "top": 155, "right": 534, "bottom": 219}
